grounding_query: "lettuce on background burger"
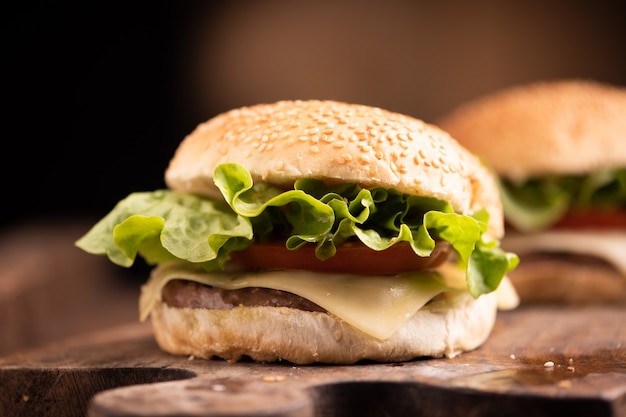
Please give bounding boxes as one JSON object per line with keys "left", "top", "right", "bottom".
{"left": 76, "top": 100, "right": 518, "bottom": 364}
{"left": 438, "top": 79, "right": 626, "bottom": 304}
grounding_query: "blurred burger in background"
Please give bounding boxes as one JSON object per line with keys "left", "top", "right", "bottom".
{"left": 437, "top": 79, "right": 626, "bottom": 304}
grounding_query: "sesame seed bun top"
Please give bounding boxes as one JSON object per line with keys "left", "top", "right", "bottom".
{"left": 437, "top": 79, "right": 626, "bottom": 181}
{"left": 165, "top": 100, "right": 503, "bottom": 238}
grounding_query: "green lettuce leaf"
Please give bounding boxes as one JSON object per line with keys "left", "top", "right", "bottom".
{"left": 76, "top": 190, "right": 253, "bottom": 271}
{"left": 499, "top": 168, "right": 626, "bottom": 232}
{"left": 76, "top": 163, "right": 518, "bottom": 297}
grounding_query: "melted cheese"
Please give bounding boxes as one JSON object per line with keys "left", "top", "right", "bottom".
{"left": 503, "top": 231, "right": 626, "bottom": 276}
{"left": 139, "top": 263, "right": 464, "bottom": 340}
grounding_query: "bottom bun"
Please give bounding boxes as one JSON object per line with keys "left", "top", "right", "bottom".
{"left": 149, "top": 291, "right": 497, "bottom": 365}
{"left": 509, "top": 259, "right": 626, "bottom": 304}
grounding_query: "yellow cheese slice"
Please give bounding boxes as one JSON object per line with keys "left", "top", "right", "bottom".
{"left": 139, "top": 262, "right": 458, "bottom": 340}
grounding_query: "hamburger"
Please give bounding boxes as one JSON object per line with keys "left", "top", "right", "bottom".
{"left": 76, "top": 99, "right": 518, "bottom": 364}
{"left": 437, "top": 79, "right": 626, "bottom": 304}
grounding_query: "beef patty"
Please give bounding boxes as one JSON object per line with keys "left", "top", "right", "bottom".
{"left": 161, "top": 279, "right": 326, "bottom": 312}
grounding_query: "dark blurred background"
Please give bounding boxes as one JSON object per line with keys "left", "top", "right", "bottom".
{"left": 4, "top": 0, "right": 626, "bottom": 230}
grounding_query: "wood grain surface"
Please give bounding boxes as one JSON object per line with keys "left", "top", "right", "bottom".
{"left": 0, "top": 221, "right": 139, "bottom": 357}
{"left": 1, "top": 304, "right": 625, "bottom": 417}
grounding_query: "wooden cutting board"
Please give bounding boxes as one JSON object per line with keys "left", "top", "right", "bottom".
{"left": 1, "top": 304, "right": 626, "bottom": 417}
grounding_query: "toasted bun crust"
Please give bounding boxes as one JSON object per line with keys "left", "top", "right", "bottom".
{"left": 165, "top": 100, "right": 503, "bottom": 238}
{"left": 437, "top": 79, "right": 626, "bottom": 181}
{"left": 150, "top": 291, "right": 498, "bottom": 365}
{"left": 507, "top": 258, "right": 626, "bottom": 304}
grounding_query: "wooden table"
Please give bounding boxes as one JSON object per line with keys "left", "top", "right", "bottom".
{"left": 0, "top": 220, "right": 140, "bottom": 356}
{"left": 1, "top": 303, "right": 625, "bottom": 417}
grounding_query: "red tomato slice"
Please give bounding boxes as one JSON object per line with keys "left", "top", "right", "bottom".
{"left": 553, "top": 209, "right": 626, "bottom": 230}
{"left": 229, "top": 241, "right": 451, "bottom": 275}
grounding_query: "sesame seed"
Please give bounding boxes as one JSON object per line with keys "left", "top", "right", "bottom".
{"left": 310, "top": 145, "right": 320, "bottom": 153}
{"left": 359, "top": 144, "right": 372, "bottom": 153}
{"left": 544, "top": 361, "right": 555, "bottom": 367}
